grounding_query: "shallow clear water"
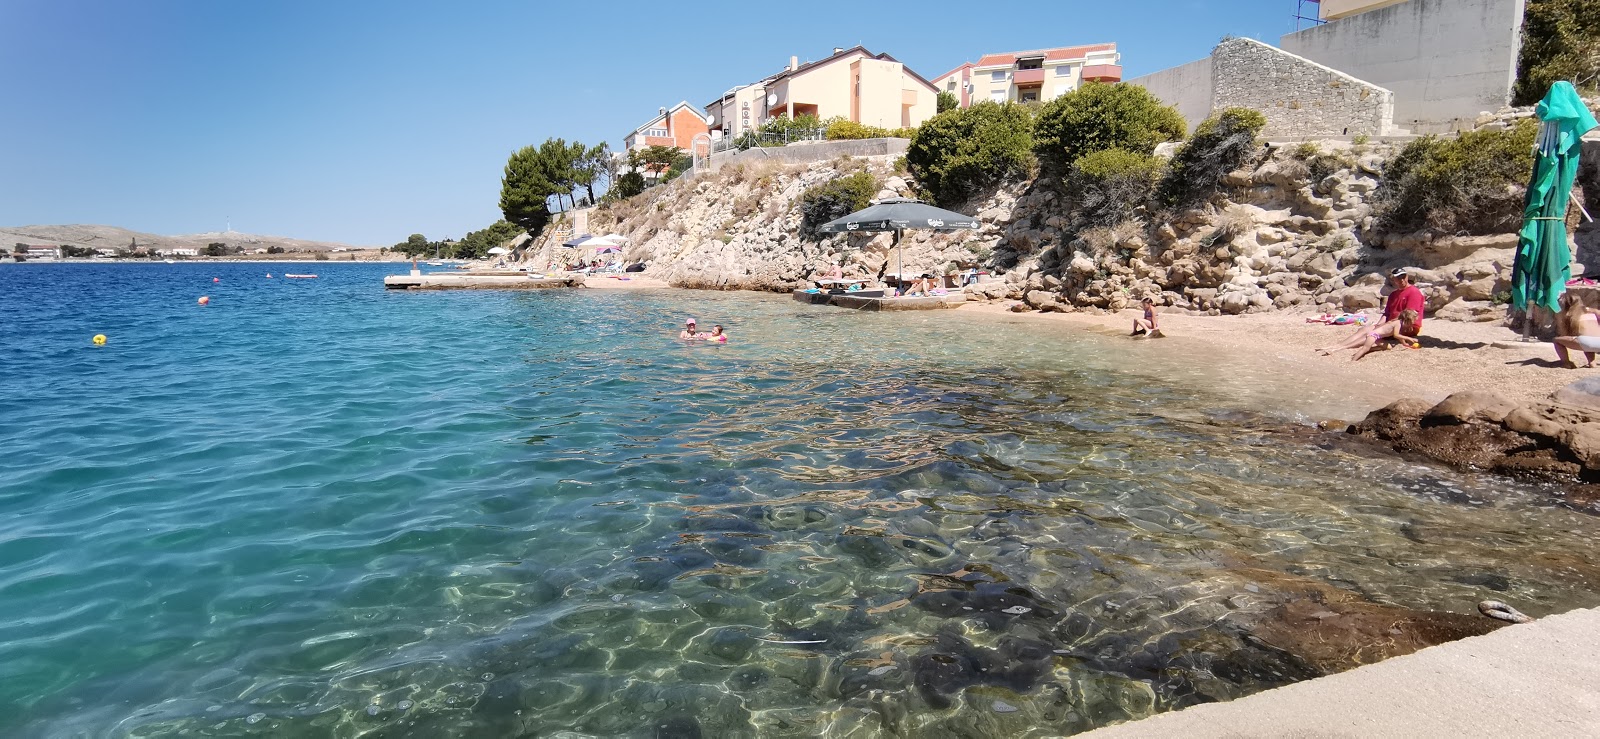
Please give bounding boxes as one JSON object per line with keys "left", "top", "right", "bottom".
{"left": 2, "top": 262, "right": 1598, "bottom": 737}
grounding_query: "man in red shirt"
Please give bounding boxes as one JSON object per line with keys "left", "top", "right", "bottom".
{"left": 1383, "top": 268, "right": 1425, "bottom": 337}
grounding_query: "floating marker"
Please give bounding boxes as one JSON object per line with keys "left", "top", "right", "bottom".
{"left": 198, "top": 296, "right": 210, "bottom": 305}
{"left": 213, "top": 277, "right": 219, "bottom": 283}
{"left": 92, "top": 334, "right": 107, "bottom": 346}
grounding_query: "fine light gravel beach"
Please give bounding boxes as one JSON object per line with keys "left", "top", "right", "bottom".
{"left": 959, "top": 302, "right": 1579, "bottom": 413}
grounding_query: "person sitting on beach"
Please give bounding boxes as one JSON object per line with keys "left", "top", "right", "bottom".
{"left": 679, "top": 317, "right": 704, "bottom": 340}
{"left": 1132, "top": 297, "right": 1163, "bottom": 338}
{"left": 1317, "top": 309, "right": 1421, "bottom": 361}
{"left": 708, "top": 325, "right": 728, "bottom": 343}
{"left": 904, "top": 274, "right": 934, "bottom": 297}
{"left": 1381, "top": 268, "right": 1425, "bottom": 338}
{"left": 1553, "top": 292, "right": 1600, "bottom": 368}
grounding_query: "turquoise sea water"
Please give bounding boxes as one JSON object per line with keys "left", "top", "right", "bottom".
{"left": 3, "top": 262, "right": 1600, "bottom": 737}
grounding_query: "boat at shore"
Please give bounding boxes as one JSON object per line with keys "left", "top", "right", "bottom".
{"left": 284, "top": 273, "right": 317, "bottom": 279}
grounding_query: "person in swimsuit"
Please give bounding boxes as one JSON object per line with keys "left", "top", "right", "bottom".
{"left": 1553, "top": 292, "right": 1600, "bottom": 368}
{"left": 1132, "top": 297, "right": 1163, "bottom": 337}
{"left": 1317, "top": 310, "right": 1420, "bottom": 361}
{"left": 708, "top": 325, "right": 728, "bottom": 343}
{"left": 679, "top": 317, "right": 704, "bottom": 340}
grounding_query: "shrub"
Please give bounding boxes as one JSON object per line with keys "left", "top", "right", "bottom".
{"left": 799, "top": 170, "right": 878, "bottom": 240}
{"left": 825, "top": 119, "right": 888, "bottom": 140}
{"left": 1375, "top": 120, "right": 1538, "bottom": 234}
{"left": 1352, "top": 133, "right": 1371, "bottom": 146}
{"left": 905, "top": 101, "right": 1036, "bottom": 207}
{"left": 1067, "top": 148, "right": 1166, "bottom": 229}
{"left": 937, "top": 91, "right": 959, "bottom": 113}
{"left": 1205, "top": 205, "right": 1257, "bottom": 246}
{"left": 1159, "top": 107, "right": 1266, "bottom": 208}
{"left": 1034, "top": 83, "right": 1187, "bottom": 177}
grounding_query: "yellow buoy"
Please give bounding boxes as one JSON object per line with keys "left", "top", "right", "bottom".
{"left": 92, "top": 334, "right": 107, "bottom": 346}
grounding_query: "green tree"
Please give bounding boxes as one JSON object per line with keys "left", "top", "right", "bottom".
{"left": 1376, "top": 119, "right": 1539, "bottom": 234}
{"left": 1514, "top": 0, "right": 1600, "bottom": 104}
{"left": 905, "top": 101, "right": 1037, "bottom": 207}
{"left": 936, "top": 91, "right": 959, "bottom": 113}
{"left": 1033, "top": 82, "right": 1187, "bottom": 178}
{"left": 571, "top": 142, "right": 611, "bottom": 205}
{"left": 499, "top": 143, "right": 566, "bottom": 237}
{"left": 203, "top": 242, "right": 229, "bottom": 257}
{"left": 608, "top": 171, "right": 647, "bottom": 200}
{"left": 451, "top": 220, "right": 525, "bottom": 260}
{"left": 637, "top": 145, "right": 685, "bottom": 177}
{"left": 1068, "top": 148, "right": 1167, "bottom": 228}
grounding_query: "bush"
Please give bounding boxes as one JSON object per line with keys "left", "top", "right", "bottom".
{"left": 905, "top": 101, "right": 1036, "bottom": 207}
{"left": 825, "top": 119, "right": 888, "bottom": 140}
{"left": 1068, "top": 148, "right": 1166, "bottom": 228}
{"left": 799, "top": 170, "right": 878, "bottom": 240}
{"left": 1376, "top": 120, "right": 1538, "bottom": 234}
{"left": 1033, "top": 83, "right": 1186, "bottom": 177}
{"left": 937, "top": 91, "right": 959, "bottom": 113}
{"left": 1159, "top": 107, "right": 1266, "bottom": 208}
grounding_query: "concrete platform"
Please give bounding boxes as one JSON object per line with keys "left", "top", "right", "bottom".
{"left": 1085, "top": 606, "right": 1600, "bottom": 738}
{"left": 384, "top": 272, "right": 584, "bottom": 290}
{"left": 791, "top": 290, "right": 965, "bottom": 311}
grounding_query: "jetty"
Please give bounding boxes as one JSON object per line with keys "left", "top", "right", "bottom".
{"left": 792, "top": 289, "right": 966, "bottom": 311}
{"left": 384, "top": 271, "right": 584, "bottom": 290}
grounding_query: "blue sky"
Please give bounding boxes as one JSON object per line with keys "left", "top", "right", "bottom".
{"left": 0, "top": 0, "right": 1307, "bottom": 245}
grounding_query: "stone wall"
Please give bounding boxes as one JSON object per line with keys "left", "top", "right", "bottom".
{"left": 1212, "top": 37, "right": 1396, "bottom": 139}
{"left": 1280, "top": 0, "right": 1525, "bottom": 134}
{"left": 1125, "top": 57, "right": 1214, "bottom": 132}
{"left": 702, "top": 137, "right": 909, "bottom": 174}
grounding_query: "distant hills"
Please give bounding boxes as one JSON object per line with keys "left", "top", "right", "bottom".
{"left": 0, "top": 224, "right": 367, "bottom": 253}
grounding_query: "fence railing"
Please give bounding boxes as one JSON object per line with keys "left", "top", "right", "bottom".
{"left": 709, "top": 127, "right": 827, "bottom": 154}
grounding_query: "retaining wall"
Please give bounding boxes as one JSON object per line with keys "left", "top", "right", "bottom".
{"left": 1280, "top": 0, "right": 1525, "bottom": 133}
{"left": 1212, "top": 37, "right": 1396, "bottom": 138}
{"left": 1125, "top": 57, "right": 1213, "bottom": 132}
{"left": 702, "top": 137, "right": 909, "bottom": 174}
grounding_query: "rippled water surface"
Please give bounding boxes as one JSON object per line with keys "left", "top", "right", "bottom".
{"left": 4, "top": 262, "right": 1600, "bottom": 737}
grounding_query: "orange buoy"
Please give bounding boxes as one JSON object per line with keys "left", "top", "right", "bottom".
{"left": 198, "top": 296, "right": 210, "bottom": 306}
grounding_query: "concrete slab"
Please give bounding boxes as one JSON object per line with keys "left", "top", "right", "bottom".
{"left": 1084, "top": 606, "right": 1600, "bottom": 738}
{"left": 384, "top": 273, "right": 583, "bottom": 290}
{"left": 792, "top": 290, "right": 966, "bottom": 311}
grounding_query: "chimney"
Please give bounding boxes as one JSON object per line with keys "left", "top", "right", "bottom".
{"left": 833, "top": 47, "right": 844, "bottom": 55}
{"left": 789, "top": 55, "right": 798, "bottom": 71}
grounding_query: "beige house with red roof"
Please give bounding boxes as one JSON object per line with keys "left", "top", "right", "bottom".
{"left": 705, "top": 46, "right": 940, "bottom": 139}
{"left": 933, "top": 43, "right": 1122, "bottom": 107}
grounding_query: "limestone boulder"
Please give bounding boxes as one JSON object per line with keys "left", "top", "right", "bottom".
{"left": 1423, "top": 391, "right": 1518, "bottom": 426}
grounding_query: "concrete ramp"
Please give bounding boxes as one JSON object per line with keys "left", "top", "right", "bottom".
{"left": 1086, "top": 606, "right": 1600, "bottom": 737}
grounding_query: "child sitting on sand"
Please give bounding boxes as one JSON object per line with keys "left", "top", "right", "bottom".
{"left": 1132, "top": 297, "right": 1164, "bottom": 338}
{"left": 1317, "top": 309, "right": 1420, "bottom": 361}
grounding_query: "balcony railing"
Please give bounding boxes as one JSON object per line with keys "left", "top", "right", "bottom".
{"left": 709, "top": 127, "right": 826, "bottom": 154}
{"left": 1013, "top": 68, "right": 1046, "bottom": 85}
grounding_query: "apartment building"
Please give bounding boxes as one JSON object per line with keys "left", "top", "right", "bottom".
{"left": 933, "top": 43, "right": 1123, "bottom": 107}
{"left": 704, "top": 46, "right": 940, "bottom": 139}
{"left": 622, "top": 101, "right": 712, "bottom": 153}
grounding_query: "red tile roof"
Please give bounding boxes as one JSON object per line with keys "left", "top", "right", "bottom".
{"left": 974, "top": 43, "right": 1117, "bottom": 68}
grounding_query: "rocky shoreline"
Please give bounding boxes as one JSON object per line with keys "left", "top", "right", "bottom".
{"left": 1345, "top": 380, "right": 1600, "bottom": 512}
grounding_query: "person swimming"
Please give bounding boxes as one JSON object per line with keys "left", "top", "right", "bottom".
{"left": 679, "top": 318, "right": 703, "bottom": 340}
{"left": 708, "top": 325, "right": 727, "bottom": 343}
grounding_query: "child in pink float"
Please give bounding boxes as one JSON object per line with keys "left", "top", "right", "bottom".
{"left": 708, "top": 325, "right": 728, "bottom": 343}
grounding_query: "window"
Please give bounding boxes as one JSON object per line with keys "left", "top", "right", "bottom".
{"left": 646, "top": 128, "right": 668, "bottom": 138}
{"left": 990, "top": 90, "right": 1006, "bottom": 103}
{"left": 1016, "top": 58, "right": 1043, "bottom": 70}
{"left": 990, "top": 71, "right": 1006, "bottom": 82}
{"left": 946, "top": 79, "right": 956, "bottom": 91}
{"left": 1056, "top": 65, "right": 1074, "bottom": 76}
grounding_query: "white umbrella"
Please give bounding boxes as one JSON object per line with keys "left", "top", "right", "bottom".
{"left": 585, "top": 235, "right": 626, "bottom": 248}
{"left": 487, "top": 246, "right": 510, "bottom": 255}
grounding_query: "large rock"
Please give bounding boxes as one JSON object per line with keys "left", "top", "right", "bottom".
{"left": 1424, "top": 391, "right": 1517, "bottom": 425}
{"left": 1023, "top": 290, "right": 1059, "bottom": 311}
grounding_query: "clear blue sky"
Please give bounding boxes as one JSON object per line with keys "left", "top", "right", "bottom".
{"left": 0, "top": 0, "right": 1306, "bottom": 246}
